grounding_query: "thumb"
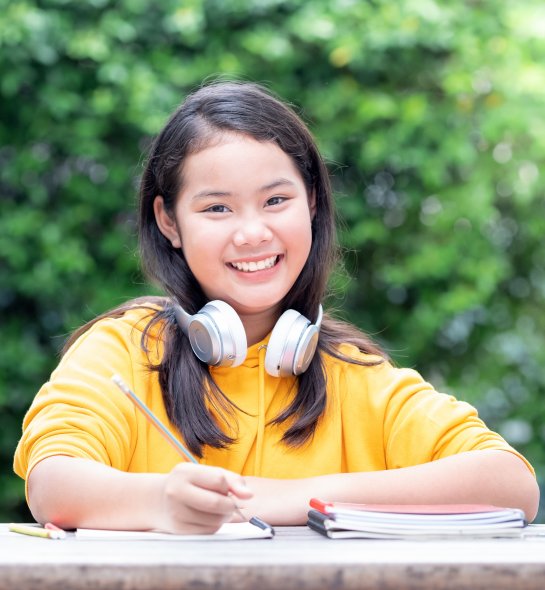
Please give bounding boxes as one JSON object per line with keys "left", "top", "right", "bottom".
{"left": 228, "top": 476, "right": 254, "bottom": 500}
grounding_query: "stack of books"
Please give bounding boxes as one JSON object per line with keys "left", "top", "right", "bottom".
{"left": 307, "top": 498, "right": 528, "bottom": 540}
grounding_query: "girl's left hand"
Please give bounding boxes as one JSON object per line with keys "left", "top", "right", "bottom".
{"left": 238, "top": 476, "right": 315, "bottom": 525}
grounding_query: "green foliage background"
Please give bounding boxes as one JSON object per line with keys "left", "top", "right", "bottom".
{"left": 1, "top": 0, "right": 544, "bottom": 521}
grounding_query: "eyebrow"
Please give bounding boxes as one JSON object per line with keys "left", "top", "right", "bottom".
{"left": 260, "top": 178, "right": 297, "bottom": 192}
{"left": 192, "top": 190, "right": 231, "bottom": 200}
{"left": 191, "top": 178, "right": 297, "bottom": 200}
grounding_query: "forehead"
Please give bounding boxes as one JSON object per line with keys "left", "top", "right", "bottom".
{"left": 180, "top": 133, "right": 305, "bottom": 189}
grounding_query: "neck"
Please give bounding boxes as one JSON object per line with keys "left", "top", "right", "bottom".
{"left": 238, "top": 307, "right": 281, "bottom": 346}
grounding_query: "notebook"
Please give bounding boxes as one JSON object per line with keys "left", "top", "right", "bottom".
{"left": 307, "top": 498, "right": 528, "bottom": 540}
{"left": 76, "top": 521, "right": 273, "bottom": 541}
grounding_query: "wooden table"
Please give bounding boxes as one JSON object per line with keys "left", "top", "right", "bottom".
{"left": 2, "top": 523, "right": 545, "bottom": 589}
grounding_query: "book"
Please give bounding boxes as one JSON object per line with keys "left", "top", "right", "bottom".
{"left": 307, "top": 499, "right": 528, "bottom": 540}
{"left": 76, "top": 521, "right": 273, "bottom": 541}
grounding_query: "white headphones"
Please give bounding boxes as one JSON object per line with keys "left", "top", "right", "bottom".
{"left": 174, "top": 301, "right": 323, "bottom": 377}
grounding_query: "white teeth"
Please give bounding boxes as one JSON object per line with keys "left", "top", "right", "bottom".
{"left": 231, "top": 256, "right": 277, "bottom": 272}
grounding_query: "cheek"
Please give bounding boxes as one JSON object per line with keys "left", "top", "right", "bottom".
{"left": 179, "top": 224, "right": 223, "bottom": 267}
{"left": 293, "top": 212, "right": 313, "bottom": 258}
{"left": 280, "top": 223, "right": 312, "bottom": 281}
{"left": 302, "top": 232, "right": 313, "bottom": 266}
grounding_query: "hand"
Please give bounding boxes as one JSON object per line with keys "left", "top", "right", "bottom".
{"left": 239, "top": 476, "right": 315, "bottom": 525}
{"left": 157, "top": 463, "right": 253, "bottom": 534}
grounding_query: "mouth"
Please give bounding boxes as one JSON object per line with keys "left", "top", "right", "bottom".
{"left": 228, "top": 255, "right": 279, "bottom": 273}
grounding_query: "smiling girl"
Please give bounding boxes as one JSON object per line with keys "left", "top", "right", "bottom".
{"left": 14, "top": 82, "right": 539, "bottom": 533}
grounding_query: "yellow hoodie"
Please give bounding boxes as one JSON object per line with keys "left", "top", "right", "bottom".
{"left": 14, "top": 306, "right": 534, "bottom": 487}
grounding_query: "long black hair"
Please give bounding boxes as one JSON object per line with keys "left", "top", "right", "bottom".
{"left": 66, "top": 81, "right": 386, "bottom": 456}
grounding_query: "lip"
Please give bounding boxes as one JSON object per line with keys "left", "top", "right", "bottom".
{"left": 227, "top": 253, "right": 281, "bottom": 265}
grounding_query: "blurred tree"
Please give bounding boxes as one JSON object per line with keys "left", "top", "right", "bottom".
{"left": 1, "top": 0, "right": 544, "bottom": 521}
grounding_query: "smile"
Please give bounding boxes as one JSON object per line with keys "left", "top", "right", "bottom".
{"left": 229, "top": 255, "right": 279, "bottom": 273}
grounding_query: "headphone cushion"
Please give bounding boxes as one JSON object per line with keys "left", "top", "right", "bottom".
{"left": 265, "top": 309, "right": 309, "bottom": 377}
{"left": 198, "top": 300, "right": 247, "bottom": 367}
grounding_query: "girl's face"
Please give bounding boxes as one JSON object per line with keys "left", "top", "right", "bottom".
{"left": 155, "top": 133, "right": 314, "bottom": 324}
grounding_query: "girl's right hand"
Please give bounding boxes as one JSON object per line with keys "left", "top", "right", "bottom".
{"left": 157, "top": 463, "right": 253, "bottom": 534}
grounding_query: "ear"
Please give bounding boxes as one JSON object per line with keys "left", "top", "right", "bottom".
{"left": 153, "top": 196, "right": 182, "bottom": 248}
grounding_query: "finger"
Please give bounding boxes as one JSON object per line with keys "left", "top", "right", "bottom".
{"left": 164, "top": 490, "right": 237, "bottom": 534}
{"left": 175, "top": 464, "right": 230, "bottom": 493}
{"left": 167, "top": 464, "right": 251, "bottom": 522}
{"left": 222, "top": 473, "right": 254, "bottom": 501}
{"left": 228, "top": 478, "right": 254, "bottom": 500}
{"left": 173, "top": 504, "right": 232, "bottom": 532}
{"left": 227, "top": 493, "right": 247, "bottom": 522}
{"left": 182, "top": 465, "right": 252, "bottom": 499}
{"left": 182, "top": 482, "right": 243, "bottom": 516}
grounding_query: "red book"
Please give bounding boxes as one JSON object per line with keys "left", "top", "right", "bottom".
{"left": 310, "top": 498, "right": 515, "bottom": 516}
{"left": 307, "top": 498, "right": 527, "bottom": 539}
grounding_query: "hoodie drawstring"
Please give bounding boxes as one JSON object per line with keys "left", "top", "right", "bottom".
{"left": 254, "top": 344, "right": 267, "bottom": 476}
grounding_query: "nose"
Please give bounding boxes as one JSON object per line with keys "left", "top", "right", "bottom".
{"left": 232, "top": 215, "right": 273, "bottom": 247}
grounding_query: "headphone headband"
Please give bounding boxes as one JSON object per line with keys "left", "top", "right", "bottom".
{"left": 174, "top": 301, "right": 322, "bottom": 376}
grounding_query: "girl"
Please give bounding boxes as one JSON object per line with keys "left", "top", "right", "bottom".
{"left": 14, "top": 82, "right": 539, "bottom": 533}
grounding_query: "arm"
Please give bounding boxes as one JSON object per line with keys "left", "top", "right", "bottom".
{"left": 241, "top": 450, "right": 540, "bottom": 525}
{"left": 28, "top": 455, "right": 253, "bottom": 534}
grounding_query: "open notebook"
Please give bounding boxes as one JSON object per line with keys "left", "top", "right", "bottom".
{"left": 307, "top": 499, "right": 528, "bottom": 540}
{"left": 76, "top": 521, "right": 273, "bottom": 541}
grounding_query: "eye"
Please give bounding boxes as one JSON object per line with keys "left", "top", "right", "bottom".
{"left": 266, "top": 195, "right": 287, "bottom": 207}
{"left": 204, "top": 204, "right": 231, "bottom": 213}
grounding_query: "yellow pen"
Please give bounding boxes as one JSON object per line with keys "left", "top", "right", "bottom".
{"left": 111, "top": 374, "right": 249, "bottom": 522}
{"left": 9, "top": 523, "right": 66, "bottom": 540}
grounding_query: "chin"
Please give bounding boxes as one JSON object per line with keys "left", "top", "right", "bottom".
{"left": 227, "top": 297, "right": 284, "bottom": 316}
{"left": 232, "top": 302, "right": 279, "bottom": 315}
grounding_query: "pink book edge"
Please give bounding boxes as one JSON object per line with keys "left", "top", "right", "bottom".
{"left": 309, "top": 498, "right": 515, "bottom": 515}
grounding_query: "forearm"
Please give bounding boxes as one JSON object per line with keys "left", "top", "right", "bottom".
{"left": 320, "top": 450, "right": 538, "bottom": 516}
{"left": 244, "top": 450, "right": 539, "bottom": 525}
{"left": 27, "top": 455, "right": 254, "bottom": 534}
{"left": 27, "top": 456, "right": 165, "bottom": 530}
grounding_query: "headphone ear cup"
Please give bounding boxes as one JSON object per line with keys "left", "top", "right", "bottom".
{"left": 186, "top": 300, "right": 247, "bottom": 367}
{"left": 265, "top": 310, "right": 312, "bottom": 377}
{"left": 292, "top": 322, "right": 320, "bottom": 375}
